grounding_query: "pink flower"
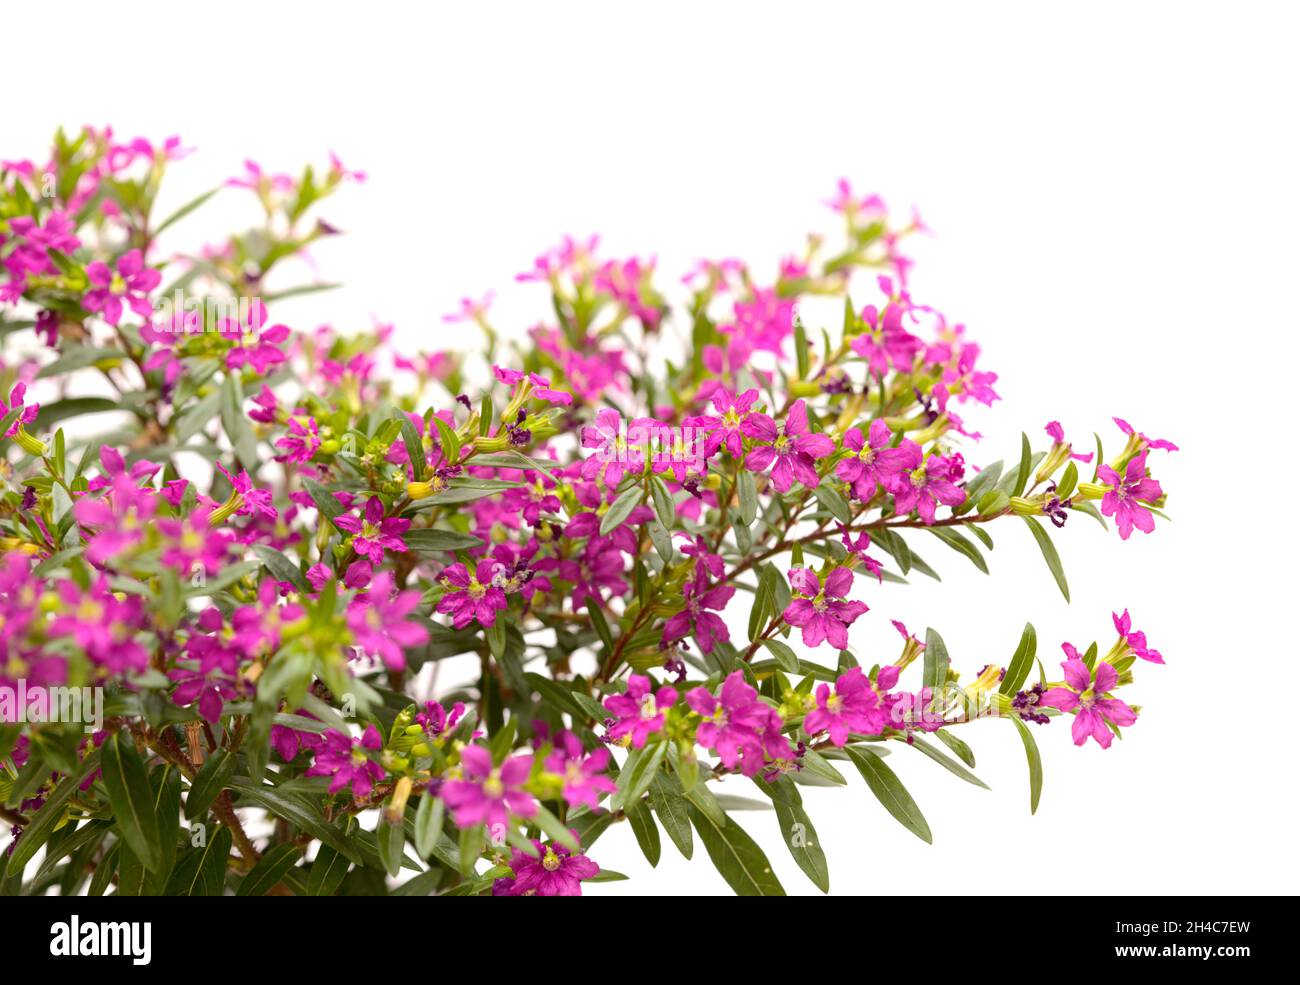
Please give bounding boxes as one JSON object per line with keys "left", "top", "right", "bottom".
{"left": 1098, "top": 450, "right": 1163, "bottom": 540}
{"left": 215, "top": 463, "right": 278, "bottom": 520}
{"left": 803, "top": 666, "right": 886, "bottom": 746}
{"left": 493, "top": 839, "right": 599, "bottom": 896}
{"left": 782, "top": 567, "right": 869, "bottom": 649}
{"left": 603, "top": 673, "right": 678, "bottom": 749}
{"left": 333, "top": 495, "right": 409, "bottom": 565}
{"left": 275, "top": 414, "right": 320, "bottom": 463}
{"left": 1038, "top": 646, "right": 1138, "bottom": 749}
{"left": 436, "top": 560, "right": 509, "bottom": 629}
{"left": 741, "top": 399, "right": 834, "bottom": 492}
{"left": 305, "top": 726, "right": 386, "bottom": 799}
{"left": 1113, "top": 417, "right": 1178, "bottom": 453}
{"left": 492, "top": 365, "right": 572, "bottom": 406}
{"left": 836, "top": 420, "right": 912, "bottom": 501}
{"left": 0, "top": 382, "right": 39, "bottom": 437}
{"left": 82, "top": 249, "right": 159, "bottom": 326}
{"left": 545, "top": 731, "right": 616, "bottom": 810}
{"left": 1045, "top": 421, "right": 1094, "bottom": 463}
{"left": 1113, "top": 609, "right": 1164, "bottom": 664}
{"left": 825, "top": 179, "right": 885, "bottom": 217}
{"left": 441, "top": 745, "right": 538, "bottom": 829}
{"left": 221, "top": 299, "right": 291, "bottom": 375}
{"left": 686, "top": 671, "right": 792, "bottom": 777}
{"left": 347, "top": 571, "right": 429, "bottom": 670}
{"left": 889, "top": 445, "right": 966, "bottom": 524}
{"left": 689, "top": 388, "right": 760, "bottom": 459}
{"left": 661, "top": 579, "right": 735, "bottom": 654}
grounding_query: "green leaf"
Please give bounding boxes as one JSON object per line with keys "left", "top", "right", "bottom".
{"left": 615, "top": 741, "right": 667, "bottom": 811}
{"left": 688, "top": 803, "right": 785, "bottom": 896}
{"left": 378, "top": 820, "right": 404, "bottom": 877}
{"left": 586, "top": 598, "right": 615, "bottom": 653}
{"left": 1000, "top": 622, "right": 1039, "bottom": 696}
{"left": 430, "top": 415, "right": 461, "bottom": 465}
{"left": 251, "top": 543, "right": 311, "bottom": 593}
{"left": 303, "top": 477, "right": 345, "bottom": 523}
{"left": 1057, "top": 461, "right": 1079, "bottom": 500}
{"left": 403, "top": 528, "right": 485, "bottom": 553}
{"left": 414, "top": 792, "right": 445, "bottom": 861}
{"left": 154, "top": 186, "right": 220, "bottom": 236}
{"left": 33, "top": 397, "right": 120, "bottom": 430}
{"left": 649, "top": 475, "right": 676, "bottom": 529}
{"left": 927, "top": 526, "right": 989, "bottom": 573}
{"left": 846, "top": 747, "right": 932, "bottom": 844}
{"left": 227, "top": 777, "right": 364, "bottom": 865}
{"left": 307, "top": 843, "right": 352, "bottom": 896}
{"left": 185, "top": 749, "right": 236, "bottom": 820}
{"left": 1011, "top": 432, "right": 1032, "bottom": 497}
{"left": 737, "top": 469, "right": 758, "bottom": 527}
{"left": 1009, "top": 715, "right": 1044, "bottom": 814}
{"left": 532, "top": 804, "right": 581, "bottom": 853}
{"left": 400, "top": 418, "right": 429, "bottom": 481}
{"left": 648, "top": 774, "right": 693, "bottom": 860}
{"left": 236, "top": 843, "right": 301, "bottom": 896}
{"left": 814, "top": 484, "right": 851, "bottom": 524}
{"left": 922, "top": 627, "right": 950, "bottom": 695}
{"left": 759, "top": 776, "right": 829, "bottom": 893}
{"left": 1, "top": 753, "right": 94, "bottom": 873}
{"left": 907, "top": 735, "right": 990, "bottom": 789}
{"left": 220, "top": 374, "right": 258, "bottom": 468}
{"left": 625, "top": 799, "right": 662, "bottom": 868}
{"left": 935, "top": 728, "right": 976, "bottom": 767}
{"left": 168, "top": 823, "right": 232, "bottom": 896}
{"left": 600, "top": 483, "right": 643, "bottom": 536}
{"left": 1023, "top": 517, "right": 1070, "bottom": 602}
{"left": 101, "top": 732, "right": 163, "bottom": 873}
{"left": 761, "top": 638, "right": 800, "bottom": 674}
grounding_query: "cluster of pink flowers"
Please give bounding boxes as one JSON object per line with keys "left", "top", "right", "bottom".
{"left": 0, "top": 131, "right": 1174, "bottom": 897}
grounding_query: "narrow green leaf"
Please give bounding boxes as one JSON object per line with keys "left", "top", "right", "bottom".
{"left": 1023, "top": 517, "right": 1070, "bottom": 602}
{"left": 303, "top": 477, "right": 345, "bottom": 523}
{"left": 737, "top": 469, "right": 758, "bottom": 527}
{"left": 927, "top": 527, "right": 989, "bottom": 573}
{"left": 687, "top": 804, "right": 785, "bottom": 896}
{"left": 935, "top": 728, "right": 976, "bottom": 767}
{"left": 250, "top": 543, "right": 311, "bottom": 593}
{"left": 814, "top": 484, "right": 851, "bottom": 524}
{"left": 236, "top": 843, "right": 301, "bottom": 896}
{"left": 1000, "top": 622, "right": 1038, "bottom": 696}
{"left": 615, "top": 741, "right": 667, "bottom": 811}
{"left": 922, "top": 627, "right": 950, "bottom": 695}
{"left": 227, "top": 777, "right": 364, "bottom": 865}
{"left": 846, "top": 747, "right": 932, "bottom": 844}
{"left": 761, "top": 638, "right": 800, "bottom": 674}
{"left": 403, "top": 528, "right": 485, "bottom": 553}
{"left": 600, "top": 483, "right": 643, "bottom": 536}
{"left": 101, "top": 732, "right": 163, "bottom": 872}
{"left": 907, "top": 735, "right": 990, "bottom": 789}
{"left": 1009, "top": 715, "right": 1044, "bottom": 814}
{"left": 625, "top": 799, "right": 662, "bottom": 868}
{"left": 648, "top": 774, "right": 693, "bottom": 860}
{"left": 1011, "top": 432, "right": 1032, "bottom": 496}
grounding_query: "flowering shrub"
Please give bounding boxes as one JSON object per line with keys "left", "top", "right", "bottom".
{"left": 0, "top": 129, "right": 1173, "bottom": 896}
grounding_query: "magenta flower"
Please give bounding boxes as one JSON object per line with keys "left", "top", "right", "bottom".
{"left": 889, "top": 445, "right": 966, "bottom": 524}
{"left": 347, "top": 571, "right": 429, "bottom": 670}
{"left": 545, "top": 731, "right": 616, "bottom": 810}
{"left": 1113, "top": 417, "right": 1178, "bottom": 453}
{"left": 87, "top": 445, "right": 160, "bottom": 492}
{"left": 803, "top": 666, "right": 886, "bottom": 746}
{"left": 1098, "top": 450, "right": 1163, "bottom": 540}
{"left": 333, "top": 496, "right": 409, "bottom": 565}
{"left": 1113, "top": 609, "right": 1164, "bottom": 664}
{"left": 305, "top": 725, "right": 386, "bottom": 799}
{"left": 689, "top": 387, "right": 760, "bottom": 459}
{"left": 82, "top": 249, "right": 159, "bottom": 326}
{"left": 782, "top": 566, "right": 869, "bottom": 649}
{"left": 741, "top": 399, "right": 834, "bottom": 492}
{"left": 275, "top": 414, "right": 320, "bottom": 463}
{"left": 1038, "top": 646, "right": 1138, "bottom": 749}
{"left": 158, "top": 508, "right": 232, "bottom": 576}
{"left": 441, "top": 744, "right": 538, "bottom": 829}
{"left": 0, "top": 382, "right": 39, "bottom": 437}
{"left": 661, "top": 579, "right": 735, "bottom": 654}
{"left": 686, "top": 671, "right": 792, "bottom": 777}
{"left": 1045, "top": 421, "right": 1094, "bottom": 463}
{"left": 836, "top": 420, "right": 912, "bottom": 501}
{"left": 222, "top": 300, "right": 291, "bottom": 375}
{"left": 603, "top": 673, "right": 678, "bottom": 749}
{"left": 436, "top": 560, "right": 509, "bottom": 629}
{"left": 215, "top": 463, "right": 278, "bottom": 520}
{"left": 492, "top": 365, "right": 572, "bottom": 406}
{"left": 493, "top": 839, "right": 599, "bottom": 896}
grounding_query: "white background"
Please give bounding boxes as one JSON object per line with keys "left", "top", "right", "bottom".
{"left": 9, "top": 1, "right": 1298, "bottom": 895}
